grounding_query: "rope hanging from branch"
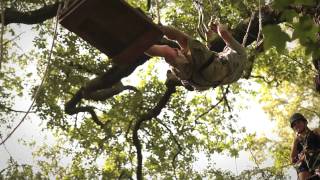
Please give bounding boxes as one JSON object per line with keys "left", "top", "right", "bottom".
{"left": 0, "top": 0, "right": 5, "bottom": 71}
{"left": 193, "top": 0, "right": 209, "bottom": 41}
{"left": 0, "top": 4, "right": 62, "bottom": 146}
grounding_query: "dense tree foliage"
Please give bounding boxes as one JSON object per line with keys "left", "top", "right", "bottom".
{"left": 0, "top": 0, "right": 320, "bottom": 179}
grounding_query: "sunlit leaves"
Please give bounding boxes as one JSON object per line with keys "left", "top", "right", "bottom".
{"left": 2, "top": 0, "right": 320, "bottom": 179}
{"left": 272, "top": 0, "right": 316, "bottom": 9}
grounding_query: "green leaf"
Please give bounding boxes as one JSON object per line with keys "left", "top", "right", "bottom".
{"left": 26, "top": 73, "right": 33, "bottom": 77}
{"left": 272, "top": 0, "right": 294, "bottom": 9}
{"left": 292, "top": 16, "right": 319, "bottom": 44}
{"left": 263, "top": 25, "right": 290, "bottom": 53}
{"left": 280, "top": 10, "right": 298, "bottom": 23}
{"left": 294, "top": 0, "right": 316, "bottom": 6}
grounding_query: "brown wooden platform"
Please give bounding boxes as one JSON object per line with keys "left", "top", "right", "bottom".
{"left": 59, "top": 0, "right": 163, "bottom": 64}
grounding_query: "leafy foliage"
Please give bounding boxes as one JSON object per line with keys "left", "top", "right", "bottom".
{"left": 1, "top": 0, "right": 320, "bottom": 179}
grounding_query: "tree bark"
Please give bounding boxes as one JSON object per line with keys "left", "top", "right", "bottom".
{"left": 1, "top": 2, "right": 60, "bottom": 25}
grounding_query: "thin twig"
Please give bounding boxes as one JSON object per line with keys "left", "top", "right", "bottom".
{"left": 0, "top": 136, "right": 14, "bottom": 159}
{"left": 155, "top": 118, "right": 182, "bottom": 180}
{"left": 250, "top": 75, "right": 274, "bottom": 83}
{"left": 0, "top": 106, "right": 36, "bottom": 113}
{"left": 222, "top": 86, "right": 231, "bottom": 112}
{"left": 194, "top": 95, "right": 225, "bottom": 122}
{"left": 3, "top": 32, "right": 25, "bottom": 46}
{"left": 283, "top": 54, "right": 318, "bottom": 74}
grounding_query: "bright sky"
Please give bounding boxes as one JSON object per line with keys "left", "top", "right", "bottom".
{"left": 0, "top": 24, "right": 298, "bottom": 179}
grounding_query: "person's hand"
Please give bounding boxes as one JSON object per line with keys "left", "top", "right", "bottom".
{"left": 292, "top": 152, "right": 305, "bottom": 165}
{"left": 294, "top": 133, "right": 303, "bottom": 143}
{"left": 209, "top": 23, "right": 218, "bottom": 33}
{"left": 291, "top": 156, "right": 298, "bottom": 164}
{"left": 217, "top": 24, "right": 228, "bottom": 33}
{"left": 208, "top": 20, "right": 218, "bottom": 33}
{"left": 298, "top": 152, "right": 306, "bottom": 162}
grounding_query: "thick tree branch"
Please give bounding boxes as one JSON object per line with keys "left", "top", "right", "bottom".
{"left": 64, "top": 38, "right": 182, "bottom": 122}
{"left": 132, "top": 81, "right": 177, "bottom": 180}
{"left": 83, "top": 84, "right": 138, "bottom": 101}
{"left": 1, "top": 2, "right": 60, "bottom": 25}
{"left": 64, "top": 55, "right": 150, "bottom": 127}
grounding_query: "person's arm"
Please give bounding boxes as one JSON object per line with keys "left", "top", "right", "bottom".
{"left": 291, "top": 135, "right": 300, "bottom": 164}
{"left": 159, "top": 25, "right": 190, "bottom": 50}
{"left": 205, "top": 22, "right": 219, "bottom": 48}
{"left": 217, "top": 24, "right": 246, "bottom": 55}
{"left": 313, "top": 128, "right": 320, "bottom": 136}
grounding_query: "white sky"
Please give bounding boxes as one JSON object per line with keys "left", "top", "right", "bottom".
{"left": 0, "top": 24, "right": 298, "bottom": 179}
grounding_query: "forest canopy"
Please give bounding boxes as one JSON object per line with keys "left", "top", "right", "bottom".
{"left": 0, "top": 0, "right": 320, "bottom": 179}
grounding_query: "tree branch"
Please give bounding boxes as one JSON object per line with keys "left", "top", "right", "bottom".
{"left": 83, "top": 85, "right": 138, "bottom": 101}
{"left": 155, "top": 118, "right": 183, "bottom": 179}
{"left": 194, "top": 97, "right": 224, "bottom": 123}
{"left": 132, "top": 81, "right": 177, "bottom": 180}
{"left": 1, "top": 2, "right": 60, "bottom": 25}
{"left": 0, "top": 104, "right": 36, "bottom": 113}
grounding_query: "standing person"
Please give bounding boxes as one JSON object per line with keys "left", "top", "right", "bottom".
{"left": 290, "top": 113, "right": 320, "bottom": 180}
{"left": 145, "top": 22, "right": 247, "bottom": 91}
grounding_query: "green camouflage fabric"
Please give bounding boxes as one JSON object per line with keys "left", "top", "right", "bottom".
{"left": 172, "top": 36, "right": 247, "bottom": 91}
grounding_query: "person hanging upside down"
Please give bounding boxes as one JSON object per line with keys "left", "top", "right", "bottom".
{"left": 145, "top": 21, "right": 247, "bottom": 91}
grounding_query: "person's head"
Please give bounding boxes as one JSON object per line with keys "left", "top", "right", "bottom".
{"left": 290, "top": 113, "right": 308, "bottom": 133}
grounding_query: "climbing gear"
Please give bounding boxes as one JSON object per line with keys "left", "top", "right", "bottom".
{"left": 290, "top": 113, "right": 307, "bottom": 128}
{"left": 294, "top": 130, "right": 320, "bottom": 175}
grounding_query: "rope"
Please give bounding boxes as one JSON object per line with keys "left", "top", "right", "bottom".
{"left": 242, "top": 12, "right": 255, "bottom": 46}
{"left": 256, "top": 0, "right": 263, "bottom": 43}
{"left": 0, "top": 136, "right": 14, "bottom": 159}
{"left": 234, "top": 156, "right": 239, "bottom": 175}
{"left": 0, "top": 0, "right": 5, "bottom": 70}
{"left": 243, "top": 0, "right": 262, "bottom": 47}
{"left": 192, "top": 0, "right": 208, "bottom": 41}
{"left": 155, "top": 0, "right": 161, "bottom": 24}
{"left": 0, "top": 4, "right": 62, "bottom": 146}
